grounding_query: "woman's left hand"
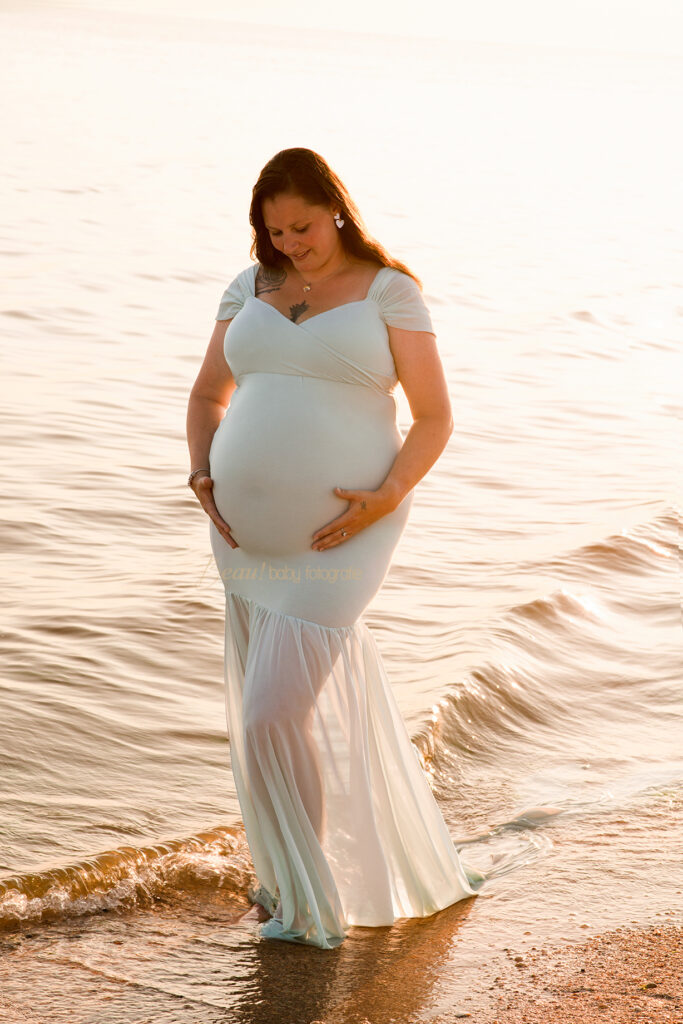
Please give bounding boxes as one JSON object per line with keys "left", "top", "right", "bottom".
{"left": 311, "top": 485, "right": 398, "bottom": 551}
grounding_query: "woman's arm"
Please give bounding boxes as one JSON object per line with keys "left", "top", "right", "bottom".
{"left": 376, "top": 325, "right": 454, "bottom": 508}
{"left": 186, "top": 319, "right": 240, "bottom": 548}
{"left": 186, "top": 319, "right": 236, "bottom": 473}
{"left": 311, "top": 325, "right": 453, "bottom": 551}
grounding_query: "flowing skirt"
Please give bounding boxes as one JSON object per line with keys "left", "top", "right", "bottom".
{"left": 221, "top": 590, "right": 484, "bottom": 949}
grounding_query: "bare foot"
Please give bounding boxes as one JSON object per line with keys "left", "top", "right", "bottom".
{"left": 240, "top": 902, "right": 272, "bottom": 924}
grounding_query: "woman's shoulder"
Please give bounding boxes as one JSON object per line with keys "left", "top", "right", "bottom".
{"left": 368, "top": 264, "right": 422, "bottom": 299}
{"left": 234, "top": 263, "right": 259, "bottom": 289}
{"left": 371, "top": 261, "right": 421, "bottom": 283}
{"left": 358, "top": 262, "right": 407, "bottom": 298}
{"left": 367, "top": 265, "right": 434, "bottom": 333}
{"left": 215, "top": 264, "right": 258, "bottom": 321}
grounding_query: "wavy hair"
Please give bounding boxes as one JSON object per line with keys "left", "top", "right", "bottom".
{"left": 248, "top": 148, "right": 422, "bottom": 288}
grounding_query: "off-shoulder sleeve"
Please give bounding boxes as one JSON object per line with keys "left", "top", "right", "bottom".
{"left": 215, "top": 265, "right": 256, "bottom": 321}
{"left": 371, "top": 268, "right": 435, "bottom": 333}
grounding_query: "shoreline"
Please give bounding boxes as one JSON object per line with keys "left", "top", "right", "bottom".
{"left": 1, "top": 918, "right": 680, "bottom": 1023}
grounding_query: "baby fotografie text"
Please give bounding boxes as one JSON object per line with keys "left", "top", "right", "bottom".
{"left": 220, "top": 562, "right": 363, "bottom": 584}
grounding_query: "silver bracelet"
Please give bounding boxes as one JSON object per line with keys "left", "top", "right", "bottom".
{"left": 188, "top": 467, "right": 210, "bottom": 487}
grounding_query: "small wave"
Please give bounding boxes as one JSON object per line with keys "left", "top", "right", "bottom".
{"left": 452, "top": 793, "right": 626, "bottom": 883}
{"left": 0, "top": 825, "right": 253, "bottom": 933}
{"left": 559, "top": 528, "right": 674, "bottom": 575}
{"left": 547, "top": 505, "right": 678, "bottom": 576}
{"left": 413, "top": 651, "right": 575, "bottom": 771}
{"left": 414, "top": 507, "right": 680, "bottom": 772}
{"left": 458, "top": 830, "right": 555, "bottom": 883}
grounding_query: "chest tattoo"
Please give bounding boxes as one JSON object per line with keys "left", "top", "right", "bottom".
{"left": 289, "top": 300, "right": 310, "bottom": 323}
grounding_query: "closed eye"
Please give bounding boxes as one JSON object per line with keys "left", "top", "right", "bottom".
{"left": 269, "top": 225, "right": 310, "bottom": 236}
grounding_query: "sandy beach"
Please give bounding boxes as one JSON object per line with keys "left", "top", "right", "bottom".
{"left": 471, "top": 923, "right": 682, "bottom": 1024}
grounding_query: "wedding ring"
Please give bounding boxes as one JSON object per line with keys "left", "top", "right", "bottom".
{"left": 341, "top": 529, "right": 347, "bottom": 537}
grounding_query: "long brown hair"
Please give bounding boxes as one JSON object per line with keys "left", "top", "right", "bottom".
{"left": 248, "top": 148, "right": 423, "bottom": 288}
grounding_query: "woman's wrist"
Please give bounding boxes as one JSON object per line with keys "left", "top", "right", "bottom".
{"left": 376, "top": 478, "right": 408, "bottom": 512}
{"left": 188, "top": 467, "right": 211, "bottom": 487}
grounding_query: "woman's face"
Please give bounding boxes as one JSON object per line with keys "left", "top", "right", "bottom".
{"left": 261, "top": 192, "right": 342, "bottom": 272}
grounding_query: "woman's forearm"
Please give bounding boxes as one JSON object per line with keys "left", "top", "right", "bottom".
{"left": 376, "top": 414, "right": 454, "bottom": 509}
{"left": 186, "top": 392, "right": 228, "bottom": 472}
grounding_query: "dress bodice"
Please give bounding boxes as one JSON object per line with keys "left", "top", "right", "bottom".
{"left": 215, "top": 264, "right": 435, "bottom": 395}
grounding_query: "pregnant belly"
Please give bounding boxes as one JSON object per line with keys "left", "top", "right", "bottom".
{"left": 208, "top": 374, "right": 402, "bottom": 557}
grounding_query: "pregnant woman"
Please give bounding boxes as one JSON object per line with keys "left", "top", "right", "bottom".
{"left": 186, "top": 147, "right": 485, "bottom": 949}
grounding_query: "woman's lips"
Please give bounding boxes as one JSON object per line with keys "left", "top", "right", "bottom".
{"left": 291, "top": 250, "right": 310, "bottom": 261}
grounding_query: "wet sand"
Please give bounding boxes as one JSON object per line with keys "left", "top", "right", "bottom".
{"left": 1, "top": 915, "right": 680, "bottom": 1023}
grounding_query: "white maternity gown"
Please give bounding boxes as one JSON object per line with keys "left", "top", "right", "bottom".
{"left": 208, "top": 262, "right": 484, "bottom": 949}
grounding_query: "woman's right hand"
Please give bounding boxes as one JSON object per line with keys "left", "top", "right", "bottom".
{"left": 191, "top": 473, "right": 239, "bottom": 548}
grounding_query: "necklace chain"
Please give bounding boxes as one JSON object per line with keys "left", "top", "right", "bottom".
{"left": 296, "top": 258, "right": 351, "bottom": 294}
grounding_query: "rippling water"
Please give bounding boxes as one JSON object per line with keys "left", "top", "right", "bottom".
{"left": 1, "top": 3, "right": 681, "bottom": 1021}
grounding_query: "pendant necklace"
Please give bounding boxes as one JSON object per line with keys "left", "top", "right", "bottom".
{"left": 296, "top": 258, "right": 351, "bottom": 294}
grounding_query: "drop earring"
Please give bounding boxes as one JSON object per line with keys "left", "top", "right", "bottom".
{"left": 334, "top": 212, "right": 345, "bottom": 228}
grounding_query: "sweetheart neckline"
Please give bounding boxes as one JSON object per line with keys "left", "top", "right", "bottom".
{"left": 248, "top": 295, "right": 376, "bottom": 328}
{"left": 246, "top": 263, "right": 389, "bottom": 328}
